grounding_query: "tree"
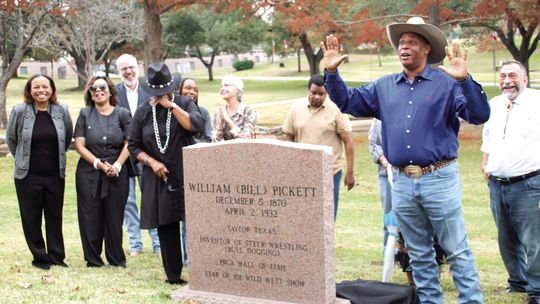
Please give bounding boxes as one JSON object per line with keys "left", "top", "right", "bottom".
{"left": 0, "top": 0, "right": 61, "bottom": 128}
{"left": 226, "top": 0, "right": 355, "bottom": 76}
{"left": 36, "top": 0, "right": 140, "bottom": 89}
{"left": 141, "top": 0, "right": 200, "bottom": 69}
{"left": 165, "top": 7, "right": 266, "bottom": 81}
{"left": 471, "top": 0, "right": 540, "bottom": 79}
{"left": 348, "top": 0, "right": 540, "bottom": 78}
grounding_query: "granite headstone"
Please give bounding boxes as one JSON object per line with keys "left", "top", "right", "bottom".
{"left": 173, "top": 139, "right": 349, "bottom": 304}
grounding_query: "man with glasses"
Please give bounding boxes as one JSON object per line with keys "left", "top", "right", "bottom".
{"left": 481, "top": 60, "right": 540, "bottom": 304}
{"left": 116, "top": 54, "right": 160, "bottom": 256}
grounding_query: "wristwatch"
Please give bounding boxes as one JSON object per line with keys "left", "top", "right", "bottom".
{"left": 170, "top": 102, "right": 179, "bottom": 110}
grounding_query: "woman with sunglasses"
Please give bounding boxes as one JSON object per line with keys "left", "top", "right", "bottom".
{"left": 128, "top": 63, "right": 202, "bottom": 284}
{"left": 74, "top": 76, "right": 131, "bottom": 267}
{"left": 7, "top": 74, "right": 73, "bottom": 270}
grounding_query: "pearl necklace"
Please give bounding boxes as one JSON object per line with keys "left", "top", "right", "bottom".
{"left": 152, "top": 103, "right": 171, "bottom": 154}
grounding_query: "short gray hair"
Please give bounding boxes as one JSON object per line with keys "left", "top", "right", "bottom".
{"left": 501, "top": 60, "right": 527, "bottom": 76}
{"left": 116, "top": 53, "right": 138, "bottom": 68}
{"left": 221, "top": 75, "right": 244, "bottom": 102}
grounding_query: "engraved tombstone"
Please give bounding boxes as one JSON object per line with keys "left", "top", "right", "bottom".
{"left": 173, "top": 139, "right": 349, "bottom": 304}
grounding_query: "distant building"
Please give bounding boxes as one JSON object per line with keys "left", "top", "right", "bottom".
{"left": 14, "top": 52, "right": 269, "bottom": 79}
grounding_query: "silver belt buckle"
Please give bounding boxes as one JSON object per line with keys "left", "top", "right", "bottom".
{"left": 403, "top": 165, "right": 423, "bottom": 179}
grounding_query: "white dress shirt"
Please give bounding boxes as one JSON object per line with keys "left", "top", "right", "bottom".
{"left": 125, "top": 82, "right": 139, "bottom": 117}
{"left": 481, "top": 88, "right": 540, "bottom": 177}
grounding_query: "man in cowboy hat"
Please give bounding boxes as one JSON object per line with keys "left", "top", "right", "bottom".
{"left": 322, "top": 17, "right": 489, "bottom": 303}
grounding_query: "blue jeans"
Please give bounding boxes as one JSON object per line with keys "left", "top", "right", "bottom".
{"left": 333, "top": 170, "right": 342, "bottom": 221}
{"left": 378, "top": 175, "right": 393, "bottom": 247}
{"left": 124, "top": 177, "right": 160, "bottom": 253}
{"left": 489, "top": 174, "right": 540, "bottom": 297}
{"left": 181, "top": 221, "right": 188, "bottom": 265}
{"left": 392, "top": 162, "right": 482, "bottom": 304}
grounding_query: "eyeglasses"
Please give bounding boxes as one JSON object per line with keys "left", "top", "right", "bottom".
{"left": 89, "top": 84, "right": 108, "bottom": 92}
{"left": 120, "top": 66, "right": 137, "bottom": 72}
{"left": 499, "top": 73, "right": 520, "bottom": 81}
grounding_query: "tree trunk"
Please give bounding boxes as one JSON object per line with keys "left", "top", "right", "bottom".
{"left": 195, "top": 47, "right": 215, "bottom": 81}
{"left": 428, "top": 3, "right": 440, "bottom": 27}
{"left": 207, "top": 64, "right": 214, "bottom": 81}
{"left": 299, "top": 31, "right": 323, "bottom": 75}
{"left": 297, "top": 49, "right": 301, "bottom": 72}
{"left": 0, "top": 77, "right": 9, "bottom": 128}
{"left": 103, "top": 52, "right": 111, "bottom": 77}
{"left": 74, "top": 55, "right": 88, "bottom": 90}
{"left": 428, "top": 3, "right": 443, "bottom": 66}
{"left": 143, "top": 3, "right": 164, "bottom": 70}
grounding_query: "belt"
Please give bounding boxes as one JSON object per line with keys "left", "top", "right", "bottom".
{"left": 490, "top": 169, "right": 540, "bottom": 185}
{"left": 398, "top": 159, "right": 456, "bottom": 179}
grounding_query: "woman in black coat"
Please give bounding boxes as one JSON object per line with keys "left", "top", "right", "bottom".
{"left": 128, "top": 62, "right": 202, "bottom": 284}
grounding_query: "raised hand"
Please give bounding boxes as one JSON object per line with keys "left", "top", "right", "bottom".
{"left": 320, "top": 34, "right": 348, "bottom": 74}
{"left": 438, "top": 43, "right": 469, "bottom": 81}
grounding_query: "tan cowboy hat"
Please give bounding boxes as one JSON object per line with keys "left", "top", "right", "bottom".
{"left": 386, "top": 17, "right": 448, "bottom": 64}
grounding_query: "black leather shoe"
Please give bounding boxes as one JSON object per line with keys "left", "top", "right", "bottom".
{"left": 496, "top": 286, "right": 526, "bottom": 294}
{"left": 32, "top": 261, "right": 51, "bottom": 270}
{"left": 529, "top": 296, "right": 540, "bottom": 304}
{"left": 52, "top": 262, "right": 69, "bottom": 267}
{"left": 165, "top": 279, "right": 187, "bottom": 285}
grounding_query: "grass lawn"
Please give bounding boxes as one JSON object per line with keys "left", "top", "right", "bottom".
{"left": 0, "top": 128, "right": 527, "bottom": 304}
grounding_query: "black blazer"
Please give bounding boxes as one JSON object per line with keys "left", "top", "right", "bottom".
{"left": 117, "top": 79, "right": 151, "bottom": 176}
{"left": 116, "top": 79, "right": 151, "bottom": 114}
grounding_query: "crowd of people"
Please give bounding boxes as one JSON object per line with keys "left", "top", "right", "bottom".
{"left": 6, "top": 55, "right": 257, "bottom": 284}
{"left": 5, "top": 14, "right": 540, "bottom": 304}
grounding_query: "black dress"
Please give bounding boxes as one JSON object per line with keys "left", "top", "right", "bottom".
{"left": 128, "top": 95, "right": 202, "bottom": 228}
{"left": 128, "top": 94, "right": 202, "bottom": 282}
{"left": 74, "top": 106, "right": 131, "bottom": 267}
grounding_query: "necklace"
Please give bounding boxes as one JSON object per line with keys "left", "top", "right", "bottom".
{"left": 152, "top": 103, "right": 171, "bottom": 154}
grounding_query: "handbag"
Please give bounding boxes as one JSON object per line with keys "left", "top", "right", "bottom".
{"left": 336, "top": 279, "right": 419, "bottom": 304}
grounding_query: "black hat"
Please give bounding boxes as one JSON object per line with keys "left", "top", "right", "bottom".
{"left": 141, "top": 62, "right": 181, "bottom": 96}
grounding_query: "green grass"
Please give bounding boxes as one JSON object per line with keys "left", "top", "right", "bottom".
{"left": 0, "top": 128, "right": 527, "bottom": 303}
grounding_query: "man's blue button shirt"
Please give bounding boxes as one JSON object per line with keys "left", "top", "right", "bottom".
{"left": 324, "top": 64, "right": 490, "bottom": 167}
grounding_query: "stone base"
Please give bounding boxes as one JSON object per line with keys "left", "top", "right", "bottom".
{"left": 171, "top": 286, "right": 351, "bottom": 304}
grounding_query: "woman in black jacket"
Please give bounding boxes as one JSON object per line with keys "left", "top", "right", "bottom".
{"left": 6, "top": 74, "right": 73, "bottom": 270}
{"left": 74, "top": 76, "right": 131, "bottom": 267}
{"left": 128, "top": 62, "right": 202, "bottom": 284}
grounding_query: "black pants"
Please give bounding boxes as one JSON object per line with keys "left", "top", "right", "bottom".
{"left": 76, "top": 173, "right": 128, "bottom": 267}
{"left": 158, "top": 222, "right": 183, "bottom": 282}
{"left": 14, "top": 174, "right": 66, "bottom": 265}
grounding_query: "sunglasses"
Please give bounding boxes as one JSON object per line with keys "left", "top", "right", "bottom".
{"left": 89, "top": 84, "right": 108, "bottom": 92}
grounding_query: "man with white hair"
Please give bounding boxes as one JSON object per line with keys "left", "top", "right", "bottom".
{"left": 116, "top": 54, "right": 160, "bottom": 256}
{"left": 322, "top": 17, "right": 488, "bottom": 303}
{"left": 481, "top": 60, "right": 540, "bottom": 304}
